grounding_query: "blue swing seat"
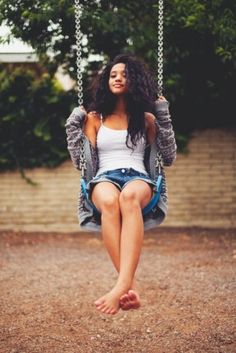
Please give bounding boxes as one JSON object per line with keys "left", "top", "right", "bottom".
{"left": 80, "top": 175, "right": 162, "bottom": 216}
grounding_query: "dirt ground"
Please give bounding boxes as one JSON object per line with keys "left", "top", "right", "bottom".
{"left": 0, "top": 228, "right": 236, "bottom": 353}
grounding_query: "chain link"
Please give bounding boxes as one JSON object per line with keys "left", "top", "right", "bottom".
{"left": 157, "top": 0, "right": 164, "bottom": 96}
{"left": 79, "top": 139, "right": 86, "bottom": 176}
{"left": 75, "top": 0, "right": 83, "bottom": 106}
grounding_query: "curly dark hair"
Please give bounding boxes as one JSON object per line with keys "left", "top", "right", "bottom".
{"left": 88, "top": 54, "right": 158, "bottom": 148}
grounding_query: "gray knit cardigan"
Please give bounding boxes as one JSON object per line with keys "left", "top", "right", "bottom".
{"left": 65, "top": 100, "right": 177, "bottom": 232}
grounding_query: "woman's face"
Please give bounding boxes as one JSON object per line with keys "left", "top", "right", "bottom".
{"left": 108, "top": 63, "right": 128, "bottom": 95}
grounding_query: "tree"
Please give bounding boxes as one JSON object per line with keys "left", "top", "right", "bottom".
{"left": 164, "top": 0, "right": 236, "bottom": 132}
{"left": 0, "top": 64, "right": 74, "bottom": 177}
{"left": 0, "top": 0, "right": 235, "bottom": 135}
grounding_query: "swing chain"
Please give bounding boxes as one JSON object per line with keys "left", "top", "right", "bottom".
{"left": 75, "top": 0, "right": 83, "bottom": 106}
{"left": 157, "top": 0, "right": 164, "bottom": 96}
{"left": 79, "top": 139, "right": 86, "bottom": 176}
{"left": 75, "top": 0, "right": 87, "bottom": 176}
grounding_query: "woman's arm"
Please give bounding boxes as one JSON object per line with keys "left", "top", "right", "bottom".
{"left": 154, "top": 97, "right": 177, "bottom": 166}
{"left": 83, "top": 111, "right": 100, "bottom": 148}
{"left": 65, "top": 106, "right": 87, "bottom": 170}
{"left": 145, "top": 112, "right": 157, "bottom": 145}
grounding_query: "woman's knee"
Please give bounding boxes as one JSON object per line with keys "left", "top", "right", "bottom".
{"left": 99, "top": 193, "right": 120, "bottom": 213}
{"left": 119, "top": 189, "right": 140, "bottom": 209}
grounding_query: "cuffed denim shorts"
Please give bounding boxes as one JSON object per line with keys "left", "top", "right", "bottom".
{"left": 87, "top": 168, "right": 157, "bottom": 199}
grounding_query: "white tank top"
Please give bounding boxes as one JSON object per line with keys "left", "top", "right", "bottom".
{"left": 96, "top": 120, "right": 147, "bottom": 176}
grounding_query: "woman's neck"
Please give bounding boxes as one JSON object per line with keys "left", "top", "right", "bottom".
{"left": 113, "top": 96, "right": 127, "bottom": 115}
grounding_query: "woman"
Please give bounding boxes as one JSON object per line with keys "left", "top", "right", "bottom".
{"left": 65, "top": 54, "right": 177, "bottom": 315}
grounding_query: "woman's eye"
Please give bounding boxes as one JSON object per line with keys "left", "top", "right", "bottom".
{"left": 110, "top": 73, "right": 126, "bottom": 79}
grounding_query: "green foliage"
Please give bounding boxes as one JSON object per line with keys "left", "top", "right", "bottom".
{"left": 163, "top": 0, "right": 236, "bottom": 132}
{"left": 0, "top": 64, "right": 74, "bottom": 173}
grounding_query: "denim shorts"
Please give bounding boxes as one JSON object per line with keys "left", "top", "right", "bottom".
{"left": 87, "top": 168, "right": 157, "bottom": 198}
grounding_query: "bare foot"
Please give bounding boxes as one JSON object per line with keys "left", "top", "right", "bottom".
{"left": 119, "top": 289, "right": 141, "bottom": 310}
{"left": 95, "top": 287, "right": 126, "bottom": 315}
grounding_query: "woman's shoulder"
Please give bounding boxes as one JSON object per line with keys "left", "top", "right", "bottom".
{"left": 144, "top": 112, "right": 156, "bottom": 129}
{"left": 83, "top": 111, "right": 101, "bottom": 145}
{"left": 86, "top": 111, "right": 101, "bottom": 127}
{"left": 87, "top": 110, "right": 101, "bottom": 120}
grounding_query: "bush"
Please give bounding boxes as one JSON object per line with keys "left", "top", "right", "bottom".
{"left": 0, "top": 64, "right": 74, "bottom": 174}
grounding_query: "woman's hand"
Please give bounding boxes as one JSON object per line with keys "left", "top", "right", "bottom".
{"left": 79, "top": 105, "right": 87, "bottom": 114}
{"left": 156, "top": 95, "right": 167, "bottom": 102}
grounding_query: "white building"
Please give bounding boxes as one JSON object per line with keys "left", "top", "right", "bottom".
{"left": 0, "top": 24, "right": 75, "bottom": 90}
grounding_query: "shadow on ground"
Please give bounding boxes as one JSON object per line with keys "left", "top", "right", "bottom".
{"left": 0, "top": 228, "right": 236, "bottom": 353}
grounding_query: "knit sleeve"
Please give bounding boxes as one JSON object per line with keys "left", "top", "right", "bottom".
{"left": 154, "top": 100, "right": 177, "bottom": 166}
{"left": 65, "top": 107, "right": 86, "bottom": 170}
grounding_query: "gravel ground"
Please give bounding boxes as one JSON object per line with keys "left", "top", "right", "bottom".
{"left": 0, "top": 228, "right": 236, "bottom": 353}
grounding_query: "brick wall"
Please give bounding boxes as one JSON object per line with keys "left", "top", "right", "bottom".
{"left": 165, "top": 128, "right": 236, "bottom": 228}
{"left": 1, "top": 128, "right": 236, "bottom": 232}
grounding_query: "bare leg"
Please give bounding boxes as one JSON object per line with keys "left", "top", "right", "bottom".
{"left": 91, "top": 182, "right": 138, "bottom": 311}
{"left": 91, "top": 182, "right": 121, "bottom": 272}
{"left": 95, "top": 180, "right": 152, "bottom": 314}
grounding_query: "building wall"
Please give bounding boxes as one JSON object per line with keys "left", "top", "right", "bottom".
{"left": 1, "top": 128, "right": 236, "bottom": 232}
{"left": 165, "top": 128, "right": 236, "bottom": 228}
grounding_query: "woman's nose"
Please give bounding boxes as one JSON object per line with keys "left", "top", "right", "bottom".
{"left": 115, "top": 75, "right": 122, "bottom": 81}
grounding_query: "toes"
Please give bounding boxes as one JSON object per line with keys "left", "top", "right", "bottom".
{"left": 119, "top": 295, "right": 126, "bottom": 304}
{"left": 123, "top": 293, "right": 129, "bottom": 301}
{"left": 128, "top": 290, "right": 136, "bottom": 299}
{"left": 128, "top": 290, "right": 141, "bottom": 309}
{"left": 119, "top": 294, "right": 129, "bottom": 305}
{"left": 95, "top": 298, "right": 105, "bottom": 306}
{"left": 122, "top": 302, "right": 132, "bottom": 311}
{"left": 95, "top": 301, "right": 119, "bottom": 315}
{"left": 101, "top": 307, "right": 109, "bottom": 314}
{"left": 100, "top": 305, "right": 118, "bottom": 315}
{"left": 95, "top": 292, "right": 120, "bottom": 315}
{"left": 120, "top": 294, "right": 132, "bottom": 310}
{"left": 120, "top": 293, "right": 128, "bottom": 301}
{"left": 97, "top": 302, "right": 107, "bottom": 311}
{"left": 121, "top": 299, "right": 132, "bottom": 310}
{"left": 120, "top": 290, "right": 141, "bottom": 310}
{"left": 110, "top": 308, "right": 118, "bottom": 315}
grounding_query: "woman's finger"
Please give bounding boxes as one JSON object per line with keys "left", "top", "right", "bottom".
{"left": 158, "top": 95, "right": 166, "bottom": 101}
{"left": 79, "top": 105, "right": 87, "bottom": 114}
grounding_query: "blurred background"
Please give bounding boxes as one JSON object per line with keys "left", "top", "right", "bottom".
{"left": 0, "top": 0, "right": 235, "bottom": 231}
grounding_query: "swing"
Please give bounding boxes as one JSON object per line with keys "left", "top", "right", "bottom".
{"left": 74, "top": 0, "right": 164, "bottom": 216}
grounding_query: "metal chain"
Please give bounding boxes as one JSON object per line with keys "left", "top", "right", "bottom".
{"left": 75, "top": 1, "right": 86, "bottom": 176}
{"left": 74, "top": 0, "right": 83, "bottom": 106}
{"left": 157, "top": 0, "right": 164, "bottom": 96}
{"left": 79, "top": 140, "right": 86, "bottom": 176}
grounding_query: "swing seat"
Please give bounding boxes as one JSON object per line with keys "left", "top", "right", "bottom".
{"left": 80, "top": 176, "right": 162, "bottom": 216}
